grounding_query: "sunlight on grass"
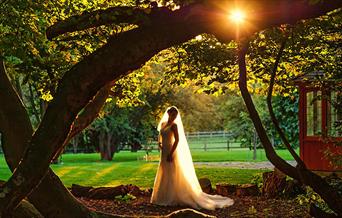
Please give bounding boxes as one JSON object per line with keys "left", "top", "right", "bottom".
{"left": 55, "top": 166, "right": 77, "bottom": 177}
{"left": 86, "top": 164, "right": 118, "bottom": 185}
{"left": 136, "top": 163, "right": 155, "bottom": 174}
{"left": 0, "top": 149, "right": 294, "bottom": 187}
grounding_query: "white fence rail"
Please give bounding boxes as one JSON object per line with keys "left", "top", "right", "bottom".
{"left": 143, "top": 131, "right": 246, "bottom": 152}
{"left": 186, "top": 131, "right": 234, "bottom": 138}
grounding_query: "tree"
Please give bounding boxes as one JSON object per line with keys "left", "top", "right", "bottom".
{"left": 0, "top": 0, "right": 342, "bottom": 217}
{"left": 237, "top": 36, "right": 341, "bottom": 217}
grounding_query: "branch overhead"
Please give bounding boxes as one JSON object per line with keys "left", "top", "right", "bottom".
{"left": 46, "top": 6, "right": 172, "bottom": 40}
{"left": 47, "top": 0, "right": 342, "bottom": 41}
{"left": 1, "top": 0, "right": 342, "bottom": 214}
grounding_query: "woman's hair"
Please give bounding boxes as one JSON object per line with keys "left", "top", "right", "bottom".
{"left": 167, "top": 106, "right": 178, "bottom": 114}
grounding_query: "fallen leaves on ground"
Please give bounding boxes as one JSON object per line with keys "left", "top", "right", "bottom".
{"left": 79, "top": 195, "right": 311, "bottom": 217}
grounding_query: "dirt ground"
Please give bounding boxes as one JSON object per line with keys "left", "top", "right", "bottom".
{"left": 79, "top": 194, "right": 311, "bottom": 218}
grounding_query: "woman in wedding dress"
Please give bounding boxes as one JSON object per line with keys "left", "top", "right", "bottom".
{"left": 151, "top": 106, "right": 234, "bottom": 210}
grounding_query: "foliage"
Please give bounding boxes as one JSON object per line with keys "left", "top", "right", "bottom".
{"left": 161, "top": 34, "right": 238, "bottom": 94}
{"left": 0, "top": 0, "right": 341, "bottom": 216}
{"left": 1, "top": 0, "right": 339, "bottom": 149}
{"left": 115, "top": 194, "right": 136, "bottom": 202}
{"left": 250, "top": 172, "right": 264, "bottom": 190}
{"left": 91, "top": 104, "right": 158, "bottom": 155}
{"left": 0, "top": 0, "right": 133, "bottom": 127}
{"left": 271, "top": 94, "right": 299, "bottom": 148}
{"left": 214, "top": 93, "right": 299, "bottom": 148}
{"left": 296, "top": 187, "right": 335, "bottom": 215}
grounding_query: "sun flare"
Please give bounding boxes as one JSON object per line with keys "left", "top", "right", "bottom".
{"left": 229, "top": 9, "right": 246, "bottom": 24}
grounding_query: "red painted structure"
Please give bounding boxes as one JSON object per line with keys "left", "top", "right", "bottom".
{"left": 297, "top": 76, "right": 342, "bottom": 171}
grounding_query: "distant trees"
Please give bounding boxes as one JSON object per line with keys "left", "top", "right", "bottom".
{"left": 91, "top": 105, "right": 158, "bottom": 160}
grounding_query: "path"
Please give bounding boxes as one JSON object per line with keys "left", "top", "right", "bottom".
{"left": 194, "top": 161, "right": 297, "bottom": 170}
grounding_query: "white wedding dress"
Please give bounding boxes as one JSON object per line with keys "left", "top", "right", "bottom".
{"left": 151, "top": 108, "right": 234, "bottom": 210}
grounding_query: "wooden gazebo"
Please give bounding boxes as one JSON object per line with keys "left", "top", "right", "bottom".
{"left": 296, "top": 72, "right": 342, "bottom": 171}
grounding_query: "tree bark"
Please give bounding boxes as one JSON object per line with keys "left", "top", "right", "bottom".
{"left": 52, "top": 82, "right": 113, "bottom": 161}
{"left": 47, "top": 0, "right": 342, "bottom": 42}
{"left": 261, "top": 170, "right": 287, "bottom": 198}
{"left": 253, "top": 130, "right": 257, "bottom": 160}
{"left": 238, "top": 41, "right": 300, "bottom": 178}
{"left": 71, "top": 184, "right": 147, "bottom": 199}
{"left": 45, "top": 6, "right": 167, "bottom": 40}
{"left": 0, "top": 60, "right": 114, "bottom": 217}
{"left": 28, "top": 83, "right": 41, "bottom": 125}
{"left": 265, "top": 34, "right": 306, "bottom": 167}
{"left": 71, "top": 184, "right": 129, "bottom": 199}
{"left": 237, "top": 41, "right": 342, "bottom": 215}
{"left": 99, "top": 132, "right": 106, "bottom": 160}
{"left": 0, "top": 183, "right": 43, "bottom": 218}
{"left": 1, "top": 17, "right": 206, "bottom": 214}
{"left": 106, "top": 133, "right": 113, "bottom": 161}
{"left": 68, "top": 82, "right": 113, "bottom": 141}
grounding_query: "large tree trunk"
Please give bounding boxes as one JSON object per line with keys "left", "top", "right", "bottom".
{"left": 28, "top": 83, "right": 41, "bottom": 125}
{"left": 0, "top": 60, "right": 113, "bottom": 217}
{"left": 265, "top": 34, "right": 306, "bottom": 167}
{"left": 106, "top": 134, "right": 113, "bottom": 161}
{"left": 237, "top": 41, "right": 342, "bottom": 215}
{"left": 98, "top": 132, "right": 115, "bottom": 161}
{"left": 52, "top": 82, "right": 113, "bottom": 161}
{"left": 0, "top": 0, "right": 341, "bottom": 215}
{"left": 99, "top": 132, "right": 107, "bottom": 160}
{"left": 0, "top": 19, "right": 204, "bottom": 214}
{"left": 0, "top": 183, "right": 43, "bottom": 218}
{"left": 252, "top": 130, "right": 257, "bottom": 160}
{"left": 73, "top": 135, "right": 79, "bottom": 154}
{"left": 265, "top": 32, "right": 340, "bottom": 216}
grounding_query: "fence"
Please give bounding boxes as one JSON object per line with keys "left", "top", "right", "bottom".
{"left": 144, "top": 131, "right": 247, "bottom": 152}
{"left": 0, "top": 131, "right": 250, "bottom": 155}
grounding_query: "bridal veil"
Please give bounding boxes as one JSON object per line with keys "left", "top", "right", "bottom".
{"left": 152, "top": 106, "right": 234, "bottom": 210}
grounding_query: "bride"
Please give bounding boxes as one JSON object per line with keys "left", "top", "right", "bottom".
{"left": 150, "top": 106, "right": 234, "bottom": 210}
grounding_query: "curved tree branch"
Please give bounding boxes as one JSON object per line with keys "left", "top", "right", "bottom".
{"left": 47, "top": 0, "right": 342, "bottom": 41}
{"left": 46, "top": 6, "right": 165, "bottom": 40}
{"left": 0, "top": 16, "right": 206, "bottom": 216}
{"left": 68, "top": 82, "right": 113, "bottom": 140}
{"left": 238, "top": 41, "right": 342, "bottom": 216}
{"left": 53, "top": 81, "right": 113, "bottom": 160}
{"left": 0, "top": 59, "right": 116, "bottom": 217}
{"left": 237, "top": 40, "right": 300, "bottom": 178}
{"left": 28, "top": 83, "right": 41, "bottom": 125}
{"left": 0, "top": 60, "right": 33, "bottom": 169}
{"left": 266, "top": 32, "right": 306, "bottom": 167}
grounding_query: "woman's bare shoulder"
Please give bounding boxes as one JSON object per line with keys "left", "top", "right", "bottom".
{"left": 171, "top": 123, "right": 178, "bottom": 130}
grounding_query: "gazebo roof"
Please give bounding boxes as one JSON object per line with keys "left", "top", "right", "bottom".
{"left": 293, "top": 71, "right": 324, "bottom": 82}
{"left": 293, "top": 71, "right": 341, "bottom": 85}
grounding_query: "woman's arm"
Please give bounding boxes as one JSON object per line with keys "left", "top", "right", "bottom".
{"left": 168, "top": 124, "right": 179, "bottom": 161}
{"left": 158, "top": 122, "right": 166, "bottom": 150}
{"left": 158, "top": 133, "right": 162, "bottom": 150}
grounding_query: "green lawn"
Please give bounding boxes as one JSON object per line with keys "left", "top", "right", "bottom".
{"left": 190, "top": 149, "right": 297, "bottom": 162}
{"left": 0, "top": 149, "right": 297, "bottom": 188}
{"left": 187, "top": 137, "right": 242, "bottom": 150}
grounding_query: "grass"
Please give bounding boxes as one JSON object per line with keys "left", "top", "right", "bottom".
{"left": 142, "top": 147, "right": 297, "bottom": 162}
{"left": 190, "top": 149, "right": 297, "bottom": 162}
{"left": 0, "top": 148, "right": 297, "bottom": 188}
{"left": 181, "top": 137, "right": 244, "bottom": 151}
{"left": 50, "top": 161, "right": 265, "bottom": 188}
